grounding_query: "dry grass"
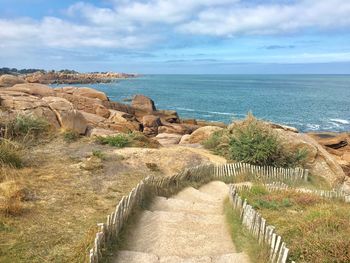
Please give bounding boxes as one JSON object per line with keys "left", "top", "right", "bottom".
{"left": 239, "top": 186, "right": 350, "bottom": 263}
{"left": 224, "top": 199, "right": 270, "bottom": 263}
{"left": 0, "top": 180, "right": 26, "bottom": 216}
{"left": 0, "top": 137, "right": 167, "bottom": 262}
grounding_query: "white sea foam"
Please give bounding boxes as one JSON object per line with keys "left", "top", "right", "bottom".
{"left": 329, "top": 119, "right": 349, "bottom": 125}
{"left": 306, "top": 124, "right": 321, "bottom": 131}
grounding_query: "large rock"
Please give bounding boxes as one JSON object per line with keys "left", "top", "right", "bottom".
{"left": 158, "top": 123, "right": 196, "bottom": 135}
{"left": 142, "top": 115, "right": 162, "bottom": 136}
{"left": 86, "top": 127, "right": 119, "bottom": 137}
{"left": 7, "top": 83, "right": 55, "bottom": 97}
{"left": 0, "top": 90, "right": 60, "bottom": 128}
{"left": 187, "top": 126, "right": 223, "bottom": 144}
{"left": 55, "top": 92, "right": 105, "bottom": 115}
{"left": 55, "top": 87, "right": 109, "bottom": 101}
{"left": 108, "top": 110, "right": 141, "bottom": 132}
{"left": 276, "top": 130, "right": 346, "bottom": 187}
{"left": 155, "top": 133, "right": 182, "bottom": 146}
{"left": 0, "top": 74, "right": 25, "bottom": 87}
{"left": 42, "top": 97, "right": 87, "bottom": 134}
{"left": 131, "top": 94, "right": 156, "bottom": 112}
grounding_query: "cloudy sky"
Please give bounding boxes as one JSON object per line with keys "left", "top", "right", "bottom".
{"left": 1, "top": 0, "right": 350, "bottom": 73}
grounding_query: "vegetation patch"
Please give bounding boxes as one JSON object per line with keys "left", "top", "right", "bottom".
{"left": 203, "top": 113, "right": 308, "bottom": 168}
{"left": 4, "top": 114, "right": 49, "bottom": 141}
{"left": 238, "top": 185, "right": 350, "bottom": 262}
{"left": 63, "top": 130, "right": 81, "bottom": 143}
{"left": 0, "top": 140, "right": 23, "bottom": 168}
{"left": 96, "top": 132, "right": 160, "bottom": 149}
{"left": 224, "top": 199, "right": 270, "bottom": 263}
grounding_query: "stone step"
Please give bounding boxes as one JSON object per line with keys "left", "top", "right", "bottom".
{"left": 114, "top": 251, "right": 250, "bottom": 263}
{"left": 122, "top": 210, "right": 235, "bottom": 257}
{"left": 172, "top": 186, "right": 223, "bottom": 205}
{"left": 149, "top": 196, "right": 222, "bottom": 215}
{"left": 198, "top": 181, "right": 229, "bottom": 199}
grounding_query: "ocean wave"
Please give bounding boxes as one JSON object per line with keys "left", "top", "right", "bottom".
{"left": 329, "top": 119, "right": 349, "bottom": 125}
{"left": 176, "top": 107, "right": 235, "bottom": 116}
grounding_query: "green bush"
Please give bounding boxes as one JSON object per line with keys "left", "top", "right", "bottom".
{"left": 96, "top": 134, "right": 130, "bottom": 148}
{"left": 0, "top": 140, "right": 23, "bottom": 168}
{"left": 92, "top": 149, "right": 106, "bottom": 160}
{"left": 204, "top": 114, "right": 307, "bottom": 168}
{"left": 5, "top": 115, "right": 49, "bottom": 139}
{"left": 63, "top": 130, "right": 80, "bottom": 143}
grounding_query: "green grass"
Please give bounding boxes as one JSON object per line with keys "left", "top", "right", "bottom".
{"left": 4, "top": 114, "right": 49, "bottom": 140}
{"left": 238, "top": 186, "right": 350, "bottom": 263}
{"left": 96, "top": 134, "right": 130, "bottom": 148}
{"left": 224, "top": 199, "right": 270, "bottom": 263}
{"left": 63, "top": 130, "right": 81, "bottom": 143}
{"left": 92, "top": 149, "right": 106, "bottom": 160}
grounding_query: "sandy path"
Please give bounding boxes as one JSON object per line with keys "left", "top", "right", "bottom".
{"left": 113, "top": 181, "right": 250, "bottom": 263}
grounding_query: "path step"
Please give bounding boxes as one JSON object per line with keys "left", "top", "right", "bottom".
{"left": 172, "top": 187, "right": 223, "bottom": 204}
{"left": 149, "top": 197, "right": 222, "bottom": 215}
{"left": 122, "top": 210, "right": 234, "bottom": 257}
{"left": 115, "top": 251, "right": 250, "bottom": 263}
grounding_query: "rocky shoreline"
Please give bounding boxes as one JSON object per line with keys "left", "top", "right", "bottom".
{"left": 0, "top": 74, "right": 349, "bottom": 191}
{"left": 0, "top": 71, "right": 137, "bottom": 85}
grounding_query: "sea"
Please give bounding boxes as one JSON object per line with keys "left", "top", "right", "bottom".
{"left": 58, "top": 75, "right": 350, "bottom": 132}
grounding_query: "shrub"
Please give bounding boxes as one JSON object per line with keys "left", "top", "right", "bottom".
{"left": 63, "top": 130, "right": 80, "bottom": 143}
{"left": 225, "top": 114, "right": 307, "bottom": 168}
{"left": 96, "top": 134, "right": 130, "bottom": 148}
{"left": 0, "top": 140, "right": 23, "bottom": 168}
{"left": 5, "top": 114, "right": 49, "bottom": 139}
{"left": 92, "top": 149, "right": 106, "bottom": 160}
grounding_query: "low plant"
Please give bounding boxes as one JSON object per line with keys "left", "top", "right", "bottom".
{"left": 238, "top": 186, "right": 350, "bottom": 262}
{"left": 5, "top": 114, "right": 49, "bottom": 139}
{"left": 92, "top": 149, "right": 106, "bottom": 160}
{"left": 0, "top": 139, "right": 23, "bottom": 168}
{"left": 96, "top": 134, "right": 130, "bottom": 148}
{"left": 63, "top": 130, "right": 81, "bottom": 143}
{"left": 0, "top": 180, "right": 25, "bottom": 216}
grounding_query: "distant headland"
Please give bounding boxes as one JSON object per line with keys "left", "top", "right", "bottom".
{"left": 0, "top": 67, "right": 137, "bottom": 85}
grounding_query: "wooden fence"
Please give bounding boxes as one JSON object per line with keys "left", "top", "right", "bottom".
{"left": 229, "top": 184, "right": 294, "bottom": 263}
{"left": 234, "top": 182, "right": 350, "bottom": 203}
{"left": 89, "top": 163, "right": 309, "bottom": 263}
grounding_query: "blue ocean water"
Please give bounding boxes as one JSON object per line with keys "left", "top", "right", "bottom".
{"left": 61, "top": 75, "right": 350, "bottom": 132}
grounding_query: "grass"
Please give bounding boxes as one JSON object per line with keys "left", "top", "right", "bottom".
{"left": 0, "top": 137, "right": 150, "bottom": 263}
{"left": 0, "top": 140, "right": 23, "bottom": 168}
{"left": 96, "top": 134, "right": 131, "bottom": 148}
{"left": 238, "top": 185, "right": 350, "bottom": 263}
{"left": 92, "top": 149, "right": 106, "bottom": 160}
{"left": 63, "top": 130, "right": 81, "bottom": 143}
{"left": 224, "top": 199, "right": 270, "bottom": 263}
{"left": 0, "top": 180, "right": 26, "bottom": 216}
{"left": 96, "top": 132, "right": 160, "bottom": 149}
{"left": 3, "top": 114, "right": 50, "bottom": 142}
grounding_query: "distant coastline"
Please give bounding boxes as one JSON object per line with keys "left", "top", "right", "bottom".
{"left": 0, "top": 67, "right": 138, "bottom": 85}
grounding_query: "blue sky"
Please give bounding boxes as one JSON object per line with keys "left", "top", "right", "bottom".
{"left": 1, "top": 0, "right": 350, "bottom": 74}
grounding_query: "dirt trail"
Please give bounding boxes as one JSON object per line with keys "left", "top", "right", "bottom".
{"left": 113, "top": 181, "right": 250, "bottom": 263}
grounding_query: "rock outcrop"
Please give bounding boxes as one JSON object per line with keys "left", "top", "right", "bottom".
{"left": 42, "top": 97, "right": 87, "bottom": 134}
{"left": 186, "top": 126, "right": 223, "bottom": 144}
{"left": 0, "top": 74, "right": 26, "bottom": 87}
{"left": 275, "top": 130, "right": 346, "bottom": 187}
{"left": 131, "top": 94, "right": 156, "bottom": 113}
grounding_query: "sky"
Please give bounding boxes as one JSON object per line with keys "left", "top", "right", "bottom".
{"left": 1, "top": 0, "right": 350, "bottom": 74}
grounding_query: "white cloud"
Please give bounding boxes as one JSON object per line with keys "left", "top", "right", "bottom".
{"left": 1, "top": 0, "right": 350, "bottom": 51}
{"left": 178, "top": 0, "right": 350, "bottom": 36}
